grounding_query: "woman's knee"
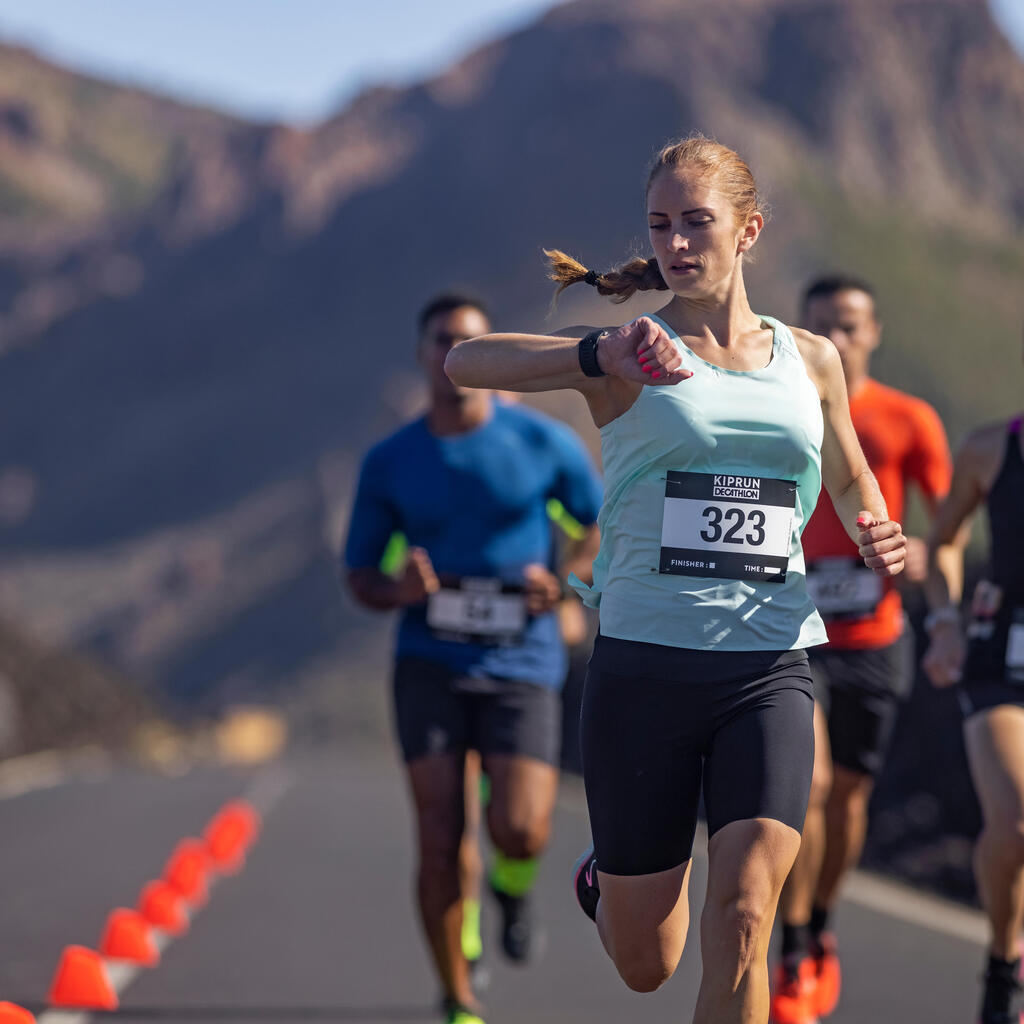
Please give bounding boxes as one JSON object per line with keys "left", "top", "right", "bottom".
{"left": 719, "top": 897, "right": 772, "bottom": 971}
{"left": 613, "top": 948, "right": 677, "bottom": 993}
{"left": 704, "top": 831, "right": 785, "bottom": 972}
{"left": 599, "top": 863, "right": 690, "bottom": 992}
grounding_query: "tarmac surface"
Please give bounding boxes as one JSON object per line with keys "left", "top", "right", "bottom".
{"left": 0, "top": 744, "right": 989, "bottom": 1023}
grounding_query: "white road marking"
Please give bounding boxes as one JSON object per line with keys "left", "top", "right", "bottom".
{"left": 0, "top": 748, "right": 112, "bottom": 800}
{"left": 841, "top": 869, "right": 987, "bottom": 946}
{"left": 0, "top": 751, "right": 67, "bottom": 799}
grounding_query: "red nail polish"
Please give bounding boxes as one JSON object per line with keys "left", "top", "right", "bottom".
{"left": 652, "top": 371, "right": 661, "bottom": 379}
{"left": 642, "top": 364, "right": 652, "bottom": 373}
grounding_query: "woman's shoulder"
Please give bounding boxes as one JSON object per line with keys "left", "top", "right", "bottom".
{"left": 949, "top": 418, "right": 1017, "bottom": 496}
{"left": 788, "top": 326, "right": 835, "bottom": 366}
{"left": 959, "top": 418, "right": 1015, "bottom": 461}
{"left": 784, "top": 325, "right": 839, "bottom": 394}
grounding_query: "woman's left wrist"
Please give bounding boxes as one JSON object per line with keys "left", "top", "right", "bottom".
{"left": 577, "top": 331, "right": 606, "bottom": 378}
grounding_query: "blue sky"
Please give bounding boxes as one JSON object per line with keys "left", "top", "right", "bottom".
{"left": 0, "top": 0, "right": 557, "bottom": 122}
{"left": 0, "top": 0, "right": 1021, "bottom": 123}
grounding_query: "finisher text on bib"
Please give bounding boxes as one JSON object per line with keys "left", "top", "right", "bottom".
{"left": 806, "top": 557, "right": 883, "bottom": 620}
{"left": 659, "top": 471, "right": 796, "bottom": 584}
{"left": 427, "top": 577, "right": 527, "bottom": 646}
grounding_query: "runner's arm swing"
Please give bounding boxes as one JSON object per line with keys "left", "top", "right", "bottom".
{"left": 921, "top": 435, "right": 990, "bottom": 685}
{"left": 811, "top": 336, "right": 904, "bottom": 577}
{"left": 924, "top": 431, "right": 994, "bottom": 610}
{"left": 347, "top": 548, "right": 439, "bottom": 612}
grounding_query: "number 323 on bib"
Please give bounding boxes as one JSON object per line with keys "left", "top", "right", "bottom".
{"left": 659, "top": 471, "right": 797, "bottom": 584}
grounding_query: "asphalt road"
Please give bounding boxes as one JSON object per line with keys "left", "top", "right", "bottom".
{"left": 0, "top": 745, "right": 989, "bottom": 1023}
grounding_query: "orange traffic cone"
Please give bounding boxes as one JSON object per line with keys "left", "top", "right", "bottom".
{"left": 100, "top": 908, "right": 160, "bottom": 965}
{"left": 220, "top": 800, "right": 261, "bottom": 844}
{"left": 203, "top": 819, "right": 245, "bottom": 874}
{"left": 138, "top": 880, "right": 189, "bottom": 935}
{"left": 163, "top": 839, "right": 209, "bottom": 907}
{"left": 0, "top": 1003, "right": 36, "bottom": 1023}
{"left": 204, "top": 800, "right": 260, "bottom": 873}
{"left": 47, "top": 945, "right": 118, "bottom": 1009}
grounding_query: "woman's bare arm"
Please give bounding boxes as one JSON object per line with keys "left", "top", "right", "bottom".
{"left": 795, "top": 328, "right": 904, "bottom": 575}
{"left": 921, "top": 426, "right": 1003, "bottom": 686}
{"left": 444, "top": 330, "right": 598, "bottom": 393}
{"left": 445, "top": 316, "right": 692, "bottom": 426}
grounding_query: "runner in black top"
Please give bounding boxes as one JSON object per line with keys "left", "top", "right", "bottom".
{"left": 924, "top": 360, "right": 1024, "bottom": 1024}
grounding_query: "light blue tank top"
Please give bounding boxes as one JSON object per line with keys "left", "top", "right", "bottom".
{"left": 574, "top": 313, "right": 828, "bottom": 651}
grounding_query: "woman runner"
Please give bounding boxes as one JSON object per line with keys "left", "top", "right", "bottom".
{"left": 445, "top": 135, "right": 905, "bottom": 1023}
{"left": 923, "top": 340, "right": 1024, "bottom": 1024}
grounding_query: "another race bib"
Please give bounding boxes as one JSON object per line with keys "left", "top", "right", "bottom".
{"left": 659, "top": 472, "right": 796, "bottom": 584}
{"left": 806, "top": 557, "right": 883, "bottom": 620}
{"left": 1006, "top": 609, "right": 1024, "bottom": 684}
{"left": 426, "top": 577, "right": 527, "bottom": 646}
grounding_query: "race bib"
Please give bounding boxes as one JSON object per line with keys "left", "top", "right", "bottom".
{"left": 426, "top": 577, "right": 527, "bottom": 645}
{"left": 806, "top": 557, "right": 883, "bottom": 619}
{"left": 1006, "top": 610, "right": 1024, "bottom": 683}
{"left": 659, "top": 472, "right": 796, "bottom": 584}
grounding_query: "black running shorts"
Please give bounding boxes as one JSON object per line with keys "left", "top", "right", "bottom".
{"left": 392, "top": 657, "right": 561, "bottom": 766}
{"left": 958, "top": 613, "right": 1024, "bottom": 718}
{"left": 809, "top": 637, "right": 909, "bottom": 777}
{"left": 580, "top": 634, "right": 814, "bottom": 876}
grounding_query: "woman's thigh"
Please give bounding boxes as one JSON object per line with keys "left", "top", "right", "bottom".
{"left": 580, "top": 656, "right": 704, "bottom": 876}
{"left": 703, "top": 680, "right": 814, "bottom": 839}
{"left": 964, "top": 703, "right": 1024, "bottom": 827}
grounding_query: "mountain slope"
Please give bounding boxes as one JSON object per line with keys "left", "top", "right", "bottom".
{"left": 0, "top": 0, "right": 1021, "bottom": 703}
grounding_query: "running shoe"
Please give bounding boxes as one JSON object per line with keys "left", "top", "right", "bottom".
{"left": 810, "top": 931, "right": 841, "bottom": 1018}
{"left": 569, "top": 843, "right": 598, "bottom": 925}
{"left": 572, "top": 845, "right": 600, "bottom": 922}
{"left": 978, "top": 956, "right": 1023, "bottom": 1024}
{"left": 441, "top": 997, "right": 486, "bottom": 1024}
{"left": 769, "top": 957, "right": 820, "bottom": 1024}
{"left": 489, "top": 883, "right": 532, "bottom": 962}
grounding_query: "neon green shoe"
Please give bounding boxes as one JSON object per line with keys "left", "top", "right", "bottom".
{"left": 442, "top": 998, "right": 486, "bottom": 1024}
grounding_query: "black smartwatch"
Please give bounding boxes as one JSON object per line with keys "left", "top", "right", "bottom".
{"left": 578, "top": 330, "right": 606, "bottom": 378}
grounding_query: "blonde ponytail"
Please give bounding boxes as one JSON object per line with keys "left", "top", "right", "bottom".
{"left": 543, "top": 248, "right": 667, "bottom": 305}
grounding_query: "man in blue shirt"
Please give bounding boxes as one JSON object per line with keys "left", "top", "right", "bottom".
{"left": 344, "top": 293, "right": 602, "bottom": 1024}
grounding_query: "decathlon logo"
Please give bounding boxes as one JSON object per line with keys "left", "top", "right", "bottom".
{"left": 712, "top": 475, "right": 761, "bottom": 500}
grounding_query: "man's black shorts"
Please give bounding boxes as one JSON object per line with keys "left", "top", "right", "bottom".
{"left": 809, "top": 636, "right": 910, "bottom": 777}
{"left": 392, "top": 656, "right": 561, "bottom": 765}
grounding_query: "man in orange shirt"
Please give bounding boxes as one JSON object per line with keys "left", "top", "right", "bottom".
{"left": 771, "top": 275, "right": 952, "bottom": 1024}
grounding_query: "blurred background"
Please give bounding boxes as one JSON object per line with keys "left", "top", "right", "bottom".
{"left": 0, "top": 0, "right": 1021, "bottom": 905}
